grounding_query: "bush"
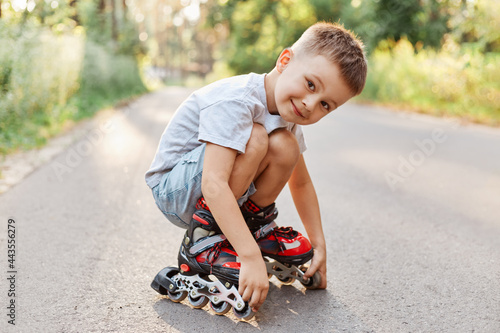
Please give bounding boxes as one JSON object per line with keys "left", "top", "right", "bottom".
{"left": 0, "top": 24, "right": 84, "bottom": 153}
{"left": 75, "top": 39, "right": 147, "bottom": 118}
{"left": 0, "top": 23, "right": 146, "bottom": 155}
{"left": 361, "top": 38, "right": 500, "bottom": 125}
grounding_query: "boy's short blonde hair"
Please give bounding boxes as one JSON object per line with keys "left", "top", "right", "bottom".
{"left": 292, "top": 22, "right": 367, "bottom": 96}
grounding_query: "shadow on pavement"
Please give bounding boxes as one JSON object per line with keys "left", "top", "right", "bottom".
{"left": 152, "top": 281, "right": 374, "bottom": 332}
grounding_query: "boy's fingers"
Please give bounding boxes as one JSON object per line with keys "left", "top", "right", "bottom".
{"left": 241, "top": 285, "right": 260, "bottom": 308}
{"left": 303, "top": 260, "right": 319, "bottom": 278}
{"left": 239, "top": 284, "right": 250, "bottom": 302}
{"left": 302, "top": 260, "right": 327, "bottom": 289}
{"left": 249, "top": 290, "right": 265, "bottom": 312}
{"left": 247, "top": 289, "right": 258, "bottom": 310}
{"left": 245, "top": 282, "right": 269, "bottom": 311}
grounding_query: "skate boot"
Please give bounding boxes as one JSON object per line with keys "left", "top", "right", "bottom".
{"left": 241, "top": 199, "right": 321, "bottom": 289}
{"left": 151, "top": 198, "right": 254, "bottom": 320}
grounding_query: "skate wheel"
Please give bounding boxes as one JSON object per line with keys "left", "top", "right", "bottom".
{"left": 233, "top": 302, "right": 255, "bottom": 321}
{"left": 299, "top": 267, "right": 322, "bottom": 289}
{"left": 277, "top": 276, "right": 295, "bottom": 285}
{"left": 209, "top": 301, "right": 231, "bottom": 315}
{"left": 188, "top": 294, "right": 209, "bottom": 309}
{"left": 167, "top": 290, "right": 187, "bottom": 303}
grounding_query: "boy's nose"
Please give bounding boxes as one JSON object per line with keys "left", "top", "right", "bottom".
{"left": 301, "top": 95, "right": 317, "bottom": 112}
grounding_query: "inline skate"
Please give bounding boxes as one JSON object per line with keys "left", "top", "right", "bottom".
{"left": 241, "top": 199, "right": 321, "bottom": 289}
{"left": 151, "top": 198, "right": 254, "bottom": 320}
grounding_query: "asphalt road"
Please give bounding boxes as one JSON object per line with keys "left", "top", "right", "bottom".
{"left": 1, "top": 87, "right": 499, "bottom": 332}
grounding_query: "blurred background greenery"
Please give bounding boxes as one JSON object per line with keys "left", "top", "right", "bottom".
{"left": 0, "top": 0, "right": 499, "bottom": 156}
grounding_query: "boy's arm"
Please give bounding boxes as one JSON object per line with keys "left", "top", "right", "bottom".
{"left": 288, "top": 154, "right": 328, "bottom": 288}
{"left": 202, "top": 142, "right": 269, "bottom": 311}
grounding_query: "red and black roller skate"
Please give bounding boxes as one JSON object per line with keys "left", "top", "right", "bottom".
{"left": 241, "top": 199, "right": 321, "bottom": 289}
{"left": 151, "top": 198, "right": 254, "bottom": 320}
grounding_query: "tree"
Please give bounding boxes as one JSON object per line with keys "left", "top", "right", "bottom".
{"left": 373, "top": 0, "right": 423, "bottom": 46}
{"left": 211, "top": 0, "right": 316, "bottom": 74}
{"left": 111, "top": 0, "right": 118, "bottom": 41}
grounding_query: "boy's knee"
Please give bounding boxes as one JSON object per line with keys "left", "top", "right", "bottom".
{"left": 246, "top": 123, "right": 268, "bottom": 159}
{"left": 268, "top": 129, "right": 300, "bottom": 167}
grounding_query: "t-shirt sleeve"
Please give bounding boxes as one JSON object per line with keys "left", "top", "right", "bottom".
{"left": 198, "top": 99, "right": 254, "bottom": 154}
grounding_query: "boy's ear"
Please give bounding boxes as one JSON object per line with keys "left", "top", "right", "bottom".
{"left": 276, "top": 48, "right": 293, "bottom": 73}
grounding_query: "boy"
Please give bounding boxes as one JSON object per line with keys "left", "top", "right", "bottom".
{"left": 146, "top": 22, "right": 367, "bottom": 314}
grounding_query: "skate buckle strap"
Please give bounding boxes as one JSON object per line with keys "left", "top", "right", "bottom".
{"left": 207, "top": 240, "right": 229, "bottom": 273}
{"left": 189, "top": 234, "right": 227, "bottom": 255}
{"left": 253, "top": 221, "right": 277, "bottom": 240}
{"left": 255, "top": 224, "right": 299, "bottom": 253}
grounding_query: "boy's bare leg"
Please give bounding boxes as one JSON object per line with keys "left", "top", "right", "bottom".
{"left": 228, "top": 123, "right": 269, "bottom": 199}
{"left": 250, "top": 128, "right": 301, "bottom": 207}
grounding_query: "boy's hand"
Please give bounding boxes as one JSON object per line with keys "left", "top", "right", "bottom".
{"left": 238, "top": 255, "right": 269, "bottom": 312}
{"left": 303, "top": 246, "right": 327, "bottom": 289}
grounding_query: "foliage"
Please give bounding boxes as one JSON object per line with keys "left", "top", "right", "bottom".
{"left": 447, "top": 0, "right": 500, "bottom": 53}
{"left": 356, "top": 0, "right": 500, "bottom": 125}
{"left": 76, "top": 38, "right": 146, "bottom": 117}
{"left": 209, "top": 0, "right": 316, "bottom": 74}
{"left": 0, "top": 0, "right": 147, "bottom": 155}
{"left": 361, "top": 38, "right": 500, "bottom": 125}
{"left": 0, "top": 22, "right": 84, "bottom": 153}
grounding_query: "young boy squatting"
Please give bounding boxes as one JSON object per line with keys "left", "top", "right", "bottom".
{"left": 146, "top": 22, "right": 367, "bottom": 312}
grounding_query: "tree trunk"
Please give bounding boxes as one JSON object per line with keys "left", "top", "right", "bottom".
{"left": 111, "top": 0, "right": 118, "bottom": 41}
{"left": 98, "top": 0, "right": 105, "bottom": 14}
{"left": 98, "top": 0, "right": 107, "bottom": 38}
{"left": 69, "top": 0, "right": 79, "bottom": 25}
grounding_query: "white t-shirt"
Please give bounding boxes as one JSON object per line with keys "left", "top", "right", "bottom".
{"left": 145, "top": 73, "right": 306, "bottom": 189}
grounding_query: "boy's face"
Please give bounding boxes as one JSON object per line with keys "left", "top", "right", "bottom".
{"left": 272, "top": 49, "right": 354, "bottom": 125}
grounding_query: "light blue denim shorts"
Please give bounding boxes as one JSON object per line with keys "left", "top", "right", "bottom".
{"left": 151, "top": 144, "right": 256, "bottom": 229}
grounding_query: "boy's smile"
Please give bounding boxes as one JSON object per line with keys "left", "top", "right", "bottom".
{"left": 291, "top": 100, "right": 305, "bottom": 118}
{"left": 266, "top": 49, "right": 354, "bottom": 125}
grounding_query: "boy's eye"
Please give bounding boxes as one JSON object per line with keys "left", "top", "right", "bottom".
{"left": 321, "top": 101, "right": 330, "bottom": 111}
{"left": 307, "top": 80, "right": 315, "bottom": 91}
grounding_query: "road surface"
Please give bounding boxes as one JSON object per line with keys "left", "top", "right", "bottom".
{"left": 1, "top": 87, "right": 499, "bottom": 332}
